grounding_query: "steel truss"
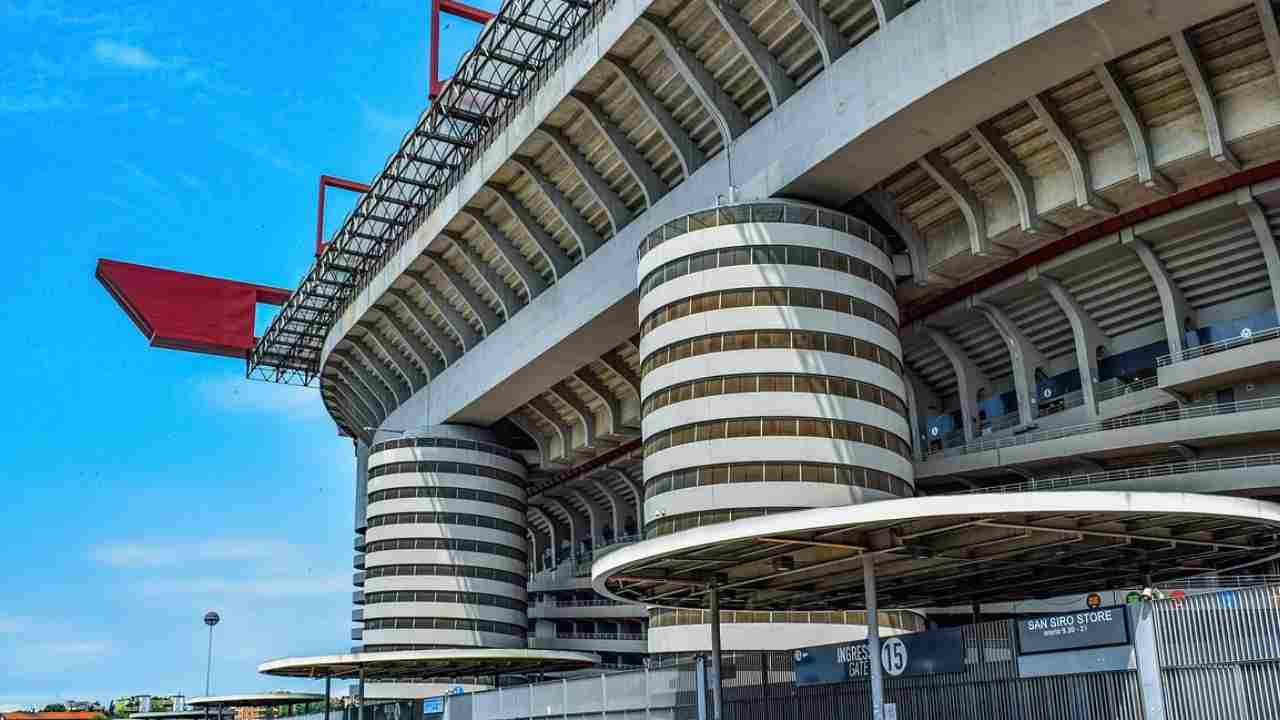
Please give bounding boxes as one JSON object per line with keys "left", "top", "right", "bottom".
{"left": 248, "top": 0, "right": 611, "bottom": 386}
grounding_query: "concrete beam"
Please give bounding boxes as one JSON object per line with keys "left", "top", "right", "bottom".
{"left": 574, "top": 368, "right": 626, "bottom": 436}
{"left": 1171, "top": 30, "right": 1241, "bottom": 171}
{"left": 404, "top": 271, "right": 481, "bottom": 352}
{"left": 785, "top": 0, "right": 848, "bottom": 70}
{"left": 1094, "top": 62, "right": 1175, "bottom": 194}
{"left": 1122, "top": 231, "right": 1196, "bottom": 356}
{"left": 599, "top": 350, "right": 642, "bottom": 401}
{"left": 486, "top": 185, "right": 574, "bottom": 281}
{"left": 511, "top": 156, "right": 603, "bottom": 260}
{"left": 567, "top": 489, "right": 607, "bottom": 546}
{"left": 871, "top": 0, "right": 906, "bottom": 27}
{"left": 1027, "top": 93, "right": 1117, "bottom": 215}
{"left": 443, "top": 234, "right": 522, "bottom": 321}
{"left": 508, "top": 412, "right": 557, "bottom": 469}
{"left": 587, "top": 476, "right": 627, "bottom": 539}
{"left": 527, "top": 396, "right": 576, "bottom": 461}
{"left": 901, "top": 369, "right": 927, "bottom": 461}
{"left": 347, "top": 341, "right": 407, "bottom": 408}
{"left": 543, "top": 495, "right": 589, "bottom": 549}
{"left": 533, "top": 126, "right": 632, "bottom": 236}
{"left": 923, "top": 327, "right": 991, "bottom": 443}
{"left": 703, "top": 0, "right": 795, "bottom": 109}
{"left": 636, "top": 14, "right": 749, "bottom": 143}
{"left": 1037, "top": 273, "right": 1108, "bottom": 418}
{"left": 566, "top": 92, "right": 666, "bottom": 208}
{"left": 460, "top": 209, "right": 548, "bottom": 300}
{"left": 389, "top": 289, "right": 462, "bottom": 365}
{"left": 600, "top": 55, "right": 705, "bottom": 180}
{"left": 330, "top": 369, "right": 384, "bottom": 426}
{"left": 334, "top": 351, "right": 395, "bottom": 420}
{"left": 973, "top": 300, "right": 1045, "bottom": 425}
{"left": 863, "top": 188, "right": 931, "bottom": 286}
{"left": 326, "top": 382, "right": 377, "bottom": 433}
{"left": 917, "top": 151, "right": 993, "bottom": 258}
{"left": 1258, "top": 0, "right": 1280, "bottom": 89}
{"left": 549, "top": 381, "right": 600, "bottom": 451}
{"left": 968, "top": 124, "right": 1061, "bottom": 238}
{"left": 422, "top": 252, "right": 503, "bottom": 336}
{"left": 603, "top": 468, "right": 643, "bottom": 534}
{"left": 373, "top": 307, "right": 445, "bottom": 379}
{"left": 528, "top": 505, "right": 562, "bottom": 567}
{"left": 361, "top": 324, "right": 428, "bottom": 393}
{"left": 1237, "top": 191, "right": 1280, "bottom": 316}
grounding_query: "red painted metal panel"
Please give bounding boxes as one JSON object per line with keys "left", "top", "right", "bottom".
{"left": 316, "top": 174, "right": 372, "bottom": 257}
{"left": 95, "top": 258, "right": 291, "bottom": 359}
{"left": 430, "top": 0, "right": 495, "bottom": 99}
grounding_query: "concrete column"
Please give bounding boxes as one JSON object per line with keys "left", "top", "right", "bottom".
{"left": 1238, "top": 191, "right": 1280, "bottom": 320}
{"left": 1132, "top": 602, "right": 1169, "bottom": 720}
{"left": 1122, "top": 229, "right": 1196, "bottom": 356}
{"left": 924, "top": 327, "right": 990, "bottom": 442}
{"left": 1037, "top": 272, "right": 1108, "bottom": 418}
{"left": 864, "top": 556, "right": 885, "bottom": 720}
{"left": 529, "top": 506, "right": 560, "bottom": 567}
{"left": 709, "top": 580, "right": 724, "bottom": 720}
{"left": 590, "top": 478, "right": 627, "bottom": 542}
{"left": 568, "top": 489, "right": 606, "bottom": 548}
{"left": 544, "top": 496, "right": 589, "bottom": 561}
{"left": 973, "top": 299, "right": 1045, "bottom": 425}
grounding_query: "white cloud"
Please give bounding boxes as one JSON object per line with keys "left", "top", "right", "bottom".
{"left": 91, "top": 538, "right": 302, "bottom": 568}
{"left": 93, "top": 40, "right": 163, "bottom": 70}
{"left": 140, "top": 572, "right": 347, "bottom": 598}
{"left": 361, "top": 103, "right": 412, "bottom": 139}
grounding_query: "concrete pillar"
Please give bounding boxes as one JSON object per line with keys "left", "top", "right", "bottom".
{"left": 1238, "top": 191, "right": 1280, "bottom": 321}
{"left": 864, "top": 556, "right": 885, "bottom": 720}
{"left": 924, "top": 327, "right": 990, "bottom": 442}
{"left": 1132, "top": 602, "right": 1169, "bottom": 720}
{"left": 973, "top": 299, "right": 1045, "bottom": 425}
{"left": 1037, "top": 271, "right": 1108, "bottom": 418}
{"left": 1124, "top": 230, "right": 1196, "bottom": 356}
{"left": 568, "top": 489, "right": 606, "bottom": 548}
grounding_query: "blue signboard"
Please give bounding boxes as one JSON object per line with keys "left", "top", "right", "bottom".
{"left": 794, "top": 628, "right": 965, "bottom": 686}
{"left": 422, "top": 697, "right": 444, "bottom": 715}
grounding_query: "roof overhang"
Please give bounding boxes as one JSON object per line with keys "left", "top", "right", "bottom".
{"left": 257, "top": 649, "right": 599, "bottom": 680}
{"left": 188, "top": 695, "right": 325, "bottom": 709}
{"left": 593, "top": 492, "right": 1280, "bottom": 610}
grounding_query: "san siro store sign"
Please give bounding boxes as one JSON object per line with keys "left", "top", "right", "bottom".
{"left": 794, "top": 628, "right": 966, "bottom": 686}
{"left": 1016, "top": 606, "right": 1130, "bottom": 655}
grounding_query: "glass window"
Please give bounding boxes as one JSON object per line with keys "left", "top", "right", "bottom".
{"left": 758, "top": 331, "right": 789, "bottom": 349}
{"left": 756, "top": 246, "right": 787, "bottom": 265}
{"left": 792, "top": 288, "right": 822, "bottom": 308}
{"left": 692, "top": 335, "right": 719, "bottom": 356}
{"left": 725, "top": 332, "right": 756, "bottom": 351}
{"left": 826, "top": 293, "right": 853, "bottom": 314}
{"left": 731, "top": 463, "right": 763, "bottom": 483}
{"left": 691, "top": 293, "right": 719, "bottom": 314}
{"left": 755, "top": 287, "right": 788, "bottom": 306}
{"left": 703, "top": 465, "right": 728, "bottom": 485}
{"left": 721, "top": 289, "right": 753, "bottom": 309}
{"left": 702, "top": 377, "right": 723, "bottom": 396}
{"left": 719, "top": 247, "right": 750, "bottom": 267}
{"left": 794, "top": 246, "right": 820, "bottom": 267}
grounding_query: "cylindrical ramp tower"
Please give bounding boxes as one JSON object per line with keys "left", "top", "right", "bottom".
{"left": 637, "top": 202, "right": 914, "bottom": 537}
{"left": 361, "top": 425, "right": 528, "bottom": 652}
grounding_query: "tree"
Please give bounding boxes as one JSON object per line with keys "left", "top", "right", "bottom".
{"left": 43, "top": 705, "right": 68, "bottom": 713}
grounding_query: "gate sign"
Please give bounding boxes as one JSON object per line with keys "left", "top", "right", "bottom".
{"left": 794, "top": 628, "right": 965, "bottom": 686}
{"left": 1017, "top": 606, "right": 1130, "bottom": 655}
{"left": 422, "top": 698, "right": 444, "bottom": 715}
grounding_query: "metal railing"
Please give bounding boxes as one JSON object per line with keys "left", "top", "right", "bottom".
{"left": 1157, "top": 325, "right": 1280, "bottom": 366}
{"left": 923, "top": 394, "right": 1280, "bottom": 460}
{"left": 1093, "top": 375, "right": 1160, "bottom": 402}
{"left": 648, "top": 608, "right": 927, "bottom": 631}
{"left": 550, "top": 599, "right": 628, "bottom": 608}
{"left": 554, "top": 632, "right": 647, "bottom": 641}
{"left": 951, "top": 452, "right": 1280, "bottom": 495}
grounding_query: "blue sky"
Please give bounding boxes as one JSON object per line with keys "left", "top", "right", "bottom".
{"left": 0, "top": 0, "right": 495, "bottom": 708}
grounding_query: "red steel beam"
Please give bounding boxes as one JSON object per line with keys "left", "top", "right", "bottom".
{"left": 903, "top": 159, "right": 1280, "bottom": 324}
{"left": 316, "top": 174, "right": 372, "bottom": 257}
{"left": 430, "top": 0, "right": 495, "bottom": 100}
{"left": 96, "top": 259, "right": 291, "bottom": 359}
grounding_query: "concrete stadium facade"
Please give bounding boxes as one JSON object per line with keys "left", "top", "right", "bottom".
{"left": 291, "top": 0, "right": 1280, "bottom": 697}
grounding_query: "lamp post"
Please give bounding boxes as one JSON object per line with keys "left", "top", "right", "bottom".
{"left": 203, "top": 610, "right": 221, "bottom": 719}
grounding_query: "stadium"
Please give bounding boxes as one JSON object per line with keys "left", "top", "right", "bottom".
{"left": 98, "top": 0, "right": 1280, "bottom": 718}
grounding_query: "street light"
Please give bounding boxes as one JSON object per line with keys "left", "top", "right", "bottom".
{"left": 203, "top": 611, "right": 220, "bottom": 700}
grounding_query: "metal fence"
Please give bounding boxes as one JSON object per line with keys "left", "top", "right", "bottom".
{"left": 950, "top": 452, "right": 1280, "bottom": 495}
{"left": 925, "top": 394, "right": 1280, "bottom": 460}
{"left": 1157, "top": 326, "right": 1280, "bottom": 366}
